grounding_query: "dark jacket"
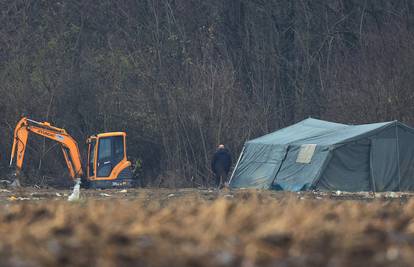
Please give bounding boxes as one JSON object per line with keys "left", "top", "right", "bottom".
{"left": 211, "top": 148, "right": 232, "bottom": 174}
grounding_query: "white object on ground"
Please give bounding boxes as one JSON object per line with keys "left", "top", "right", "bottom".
{"left": 100, "top": 193, "right": 111, "bottom": 197}
{"left": 387, "top": 192, "right": 398, "bottom": 198}
{"left": 8, "top": 196, "right": 30, "bottom": 201}
{"left": 68, "top": 178, "right": 81, "bottom": 201}
{"left": 335, "top": 190, "right": 341, "bottom": 196}
{"left": 10, "top": 178, "right": 21, "bottom": 187}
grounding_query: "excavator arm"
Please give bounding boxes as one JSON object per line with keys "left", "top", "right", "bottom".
{"left": 10, "top": 117, "right": 83, "bottom": 180}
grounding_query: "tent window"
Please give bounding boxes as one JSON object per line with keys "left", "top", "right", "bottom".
{"left": 297, "top": 144, "right": 317, "bottom": 164}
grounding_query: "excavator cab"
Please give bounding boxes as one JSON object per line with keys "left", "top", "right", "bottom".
{"left": 86, "top": 132, "right": 133, "bottom": 188}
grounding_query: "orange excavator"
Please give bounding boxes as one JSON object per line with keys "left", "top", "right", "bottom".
{"left": 9, "top": 117, "right": 133, "bottom": 191}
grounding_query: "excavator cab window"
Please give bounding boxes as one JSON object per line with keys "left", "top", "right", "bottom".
{"left": 96, "top": 135, "right": 125, "bottom": 177}
{"left": 88, "top": 140, "right": 96, "bottom": 177}
{"left": 113, "top": 136, "right": 124, "bottom": 163}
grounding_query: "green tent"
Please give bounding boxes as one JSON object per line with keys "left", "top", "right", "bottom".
{"left": 229, "top": 118, "right": 414, "bottom": 192}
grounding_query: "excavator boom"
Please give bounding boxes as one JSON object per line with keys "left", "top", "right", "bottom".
{"left": 10, "top": 117, "right": 83, "bottom": 179}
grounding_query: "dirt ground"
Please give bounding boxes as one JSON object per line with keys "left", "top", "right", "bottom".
{"left": 1, "top": 187, "right": 414, "bottom": 267}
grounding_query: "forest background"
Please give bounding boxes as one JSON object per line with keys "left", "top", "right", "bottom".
{"left": 1, "top": 0, "right": 414, "bottom": 187}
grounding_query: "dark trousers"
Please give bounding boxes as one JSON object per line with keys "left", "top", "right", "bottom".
{"left": 214, "top": 170, "right": 228, "bottom": 187}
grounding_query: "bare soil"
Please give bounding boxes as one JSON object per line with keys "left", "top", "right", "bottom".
{"left": 1, "top": 187, "right": 414, "bottom": 267}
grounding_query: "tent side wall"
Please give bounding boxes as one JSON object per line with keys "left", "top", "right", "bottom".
{"left": 317, "top": 124, "right": 403, "bottom": 192}
{"left": 369, "top": 125, "right": 400, "bottom": 191}
{"left": 315, "top": 139, "right": 372, "bottom": 192}
{"left": 397, "top": 125, "right": 414, "bottom": 191}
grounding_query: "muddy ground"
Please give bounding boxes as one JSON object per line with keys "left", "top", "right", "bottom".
{"left": 1, "top": 187, "right": 414, "bottom": 267}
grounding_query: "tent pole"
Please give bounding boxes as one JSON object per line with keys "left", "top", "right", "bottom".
{"left": 228, "top": 146, "right": 245, "bottom": 185}
{"left": 369, "top": 141, "right": 376, "bottom": 194}
{"left": 395, "top": 122, "right": 402, "bottom": 191}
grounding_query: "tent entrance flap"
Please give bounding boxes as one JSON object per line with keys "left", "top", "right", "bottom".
{"left": 272, "top": 145, "right": 331, "bottom": 191}
{"left": 229, "top": 144, "right": 287, "bottom": 189}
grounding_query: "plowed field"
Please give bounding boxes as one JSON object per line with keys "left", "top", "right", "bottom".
{"left": 1, "top": 188, "right": 414, "bottom": 267}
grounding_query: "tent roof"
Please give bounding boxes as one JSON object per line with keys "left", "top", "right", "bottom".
{"left": 248, "top": 118, "right": 396, "bottom": 146}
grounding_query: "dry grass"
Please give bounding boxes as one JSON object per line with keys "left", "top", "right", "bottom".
{"left": 1, "top": 188, "right": 414, "bottom": 267}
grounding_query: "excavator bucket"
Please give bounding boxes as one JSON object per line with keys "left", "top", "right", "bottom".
{"left": 10, "top": 172, "right": 21, "bottom": 187}
{"left": 1, "top": 172, "right": 21, "bottom": 187}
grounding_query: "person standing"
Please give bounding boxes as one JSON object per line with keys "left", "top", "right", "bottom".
{"left": 211, "top": 144, "right": 232, "bottom": 188}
